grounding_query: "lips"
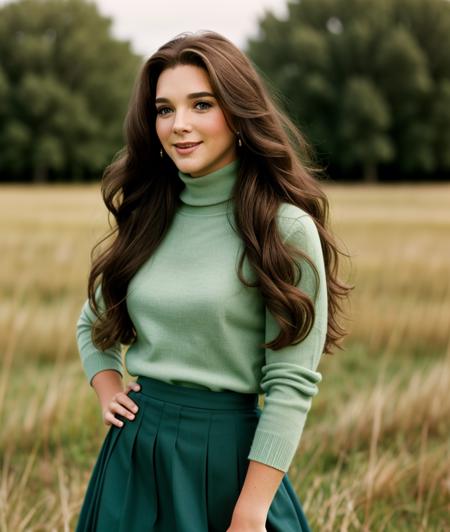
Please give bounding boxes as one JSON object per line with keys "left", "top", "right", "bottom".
{"left": 173, "top": 141, "right": 202, "bottom": 155}
{"left": 174, "top": 142, "right": 202, "bottom": 148}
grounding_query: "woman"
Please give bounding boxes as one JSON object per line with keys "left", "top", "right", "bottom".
{"left": 75, "top": 30, "right": 352, "bottom": 532}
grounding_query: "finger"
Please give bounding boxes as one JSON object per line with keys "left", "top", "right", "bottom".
{"left": 111, "top": 400, "right": 136, "bottom": 420}
{"left": 104, "top": 410, "right": 124, "bottom": 428}
{"left": 126, "top": 381, "right": 141, "bottom": 393}
{"left": 117, "top": 393, "right": 140, "bottom": 414}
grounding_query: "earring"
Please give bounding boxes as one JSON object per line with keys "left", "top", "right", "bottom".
{"left": 236, "top": 131, "right": 242, "bottom": 148}
{"left": 160, "top": 148, "right": 163, "bottom": 158}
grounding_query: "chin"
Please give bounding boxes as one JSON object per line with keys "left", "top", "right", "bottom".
{"left": 177, "top": 160, "right": 208, "bottom": 175}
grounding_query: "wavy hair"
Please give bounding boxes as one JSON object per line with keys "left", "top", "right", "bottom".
{"left": 87, "top": 30, "right": 353, "bottom": 355}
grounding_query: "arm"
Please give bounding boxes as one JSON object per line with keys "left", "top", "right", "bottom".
{"left": 76, "top": 284, "right": 124, "bottom": 387}
{"left": 232, "top": 213, "right": 328, "bottom": 524}
{"left": 228, "top": 460, "right": 285, "bottom": 529}
{"left": 91, "top": 369, "right": 125, "bottom": 412}
{"left": 76, "top": 286, "right": 141, "bottom": 423}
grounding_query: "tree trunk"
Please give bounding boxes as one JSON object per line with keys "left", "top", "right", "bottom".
{"left": 33, "top": 164, "right": 48, "bottom": 183}
{"left": 363, "top": 161, "right": 378, "bottom": 183}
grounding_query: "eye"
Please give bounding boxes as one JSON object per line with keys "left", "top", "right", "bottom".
{"left": 195, "top": 101, "right": 212, "bottom": 110}
{"left": 156, "top": 106, "right": 171, "bottom": 116}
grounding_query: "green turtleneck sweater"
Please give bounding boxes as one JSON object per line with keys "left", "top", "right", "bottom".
{"left": 76, "top": 159, "right": 328, "bottom": 473}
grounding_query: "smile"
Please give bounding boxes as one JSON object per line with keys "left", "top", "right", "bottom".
{"left": 174, "top": 142, "right": 202, "bottom": 155}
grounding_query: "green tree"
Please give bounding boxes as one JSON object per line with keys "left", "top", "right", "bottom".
{"left": 246, "top": 0, "right": 450, "bottom": 181}
{"left": 338, "top": 78, "right": 393, "bottom": 182}
{"left": 0, "top": 0, "right": 141, "bottom": 182}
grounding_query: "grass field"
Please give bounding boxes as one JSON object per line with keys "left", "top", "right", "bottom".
{"left": 0, "top": 183, "right": 449, "bottom": 531}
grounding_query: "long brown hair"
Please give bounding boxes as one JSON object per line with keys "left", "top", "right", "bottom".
{"left": 87, "top": 30, "right": 353, "bottom": 355}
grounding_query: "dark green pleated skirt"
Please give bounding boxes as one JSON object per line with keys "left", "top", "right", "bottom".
{"left": 75, "top": 375, "right": 312, "bottom": 531}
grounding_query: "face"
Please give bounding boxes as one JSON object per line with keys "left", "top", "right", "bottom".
{"left": 154, "top": 64, "right": 237, "bottom": 177}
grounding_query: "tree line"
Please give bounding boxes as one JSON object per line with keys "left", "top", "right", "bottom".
{"left": 245, "top": 0, "right": 450, "bottom": 182}
{"left": 0, "top": 0, "right": 141, "bottom": 182}
{"left": 0, "top": 0, "right": 449, "bottom": 183}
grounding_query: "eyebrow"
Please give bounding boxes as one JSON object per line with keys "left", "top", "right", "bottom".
{"left": 154, "top": 91, "right": 216, "bottom": 104}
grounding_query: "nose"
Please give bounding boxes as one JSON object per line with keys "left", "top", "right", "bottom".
{"left": 172, "top": 109, "right": 192, "bottom": 134}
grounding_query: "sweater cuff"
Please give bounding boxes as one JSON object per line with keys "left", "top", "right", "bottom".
{"left": 247, "top": 429, "right": 298, "bottom": 473}
{"left": 83, "top": 353, "right": 124, "bottom": 387}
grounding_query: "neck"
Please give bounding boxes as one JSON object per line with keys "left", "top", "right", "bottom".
{"left": 177, "top": 159, "right": 239, "bottom": 216}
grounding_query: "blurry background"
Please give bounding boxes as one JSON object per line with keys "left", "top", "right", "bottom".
{"left": 0, "top": 0, "right": 449, "bottom": 530}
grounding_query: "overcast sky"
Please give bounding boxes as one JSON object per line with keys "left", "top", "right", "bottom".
{"left": 0, "top": 0, "right": 289, "bottom": 56}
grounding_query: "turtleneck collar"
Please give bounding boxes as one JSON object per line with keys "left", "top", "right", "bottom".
{"left": 177, "top": 159, "right": 239, "bottom": 211}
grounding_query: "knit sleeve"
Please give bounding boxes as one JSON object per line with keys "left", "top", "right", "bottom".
{"left": 247, "top": 212, "right": 328, "bottom": 472}
{"left": 76, "top": 284, "right": 124, "bottom": 387}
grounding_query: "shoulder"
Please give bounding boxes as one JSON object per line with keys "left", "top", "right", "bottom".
{"left": 276, "top": 204, "right": 326, "bottom": 295}
{"left": 275, "top": 202, "right": 320, "bottom": 247}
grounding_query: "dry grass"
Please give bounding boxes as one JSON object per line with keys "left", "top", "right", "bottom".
{"left": 0, "top": 182, "right": 449, "bottom": 531}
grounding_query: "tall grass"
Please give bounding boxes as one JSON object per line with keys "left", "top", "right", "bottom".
{"left": 0, "top": 183, "right": 448, "bottom": 531}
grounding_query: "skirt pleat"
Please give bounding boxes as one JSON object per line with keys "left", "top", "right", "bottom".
{"left": 117, "top": 398, "right": 153, "bottom": 530}
{"left": 75, "top": 376, "right": 312, "bottom": 532}
{"left": 171, "top": 405, "right": 210, "bottom": 530}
